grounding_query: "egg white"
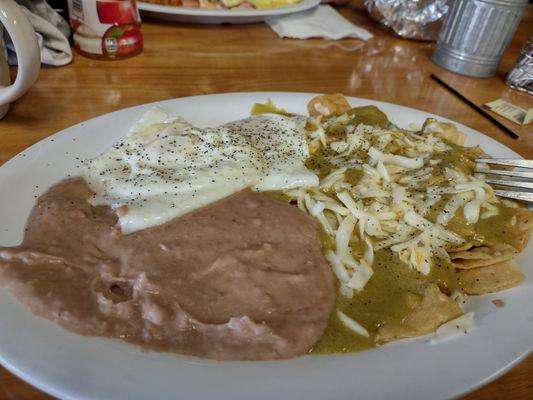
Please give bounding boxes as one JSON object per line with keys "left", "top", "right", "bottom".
{"left": 83, "top": 109, "right": 318, "bottom": 233}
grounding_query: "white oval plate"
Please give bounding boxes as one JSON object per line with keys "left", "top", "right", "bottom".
{"left": 0, "top": 93, "right": 532, "bottom": 400}
{"left": 137, "top": 0, "right": 320, "bottom": 24}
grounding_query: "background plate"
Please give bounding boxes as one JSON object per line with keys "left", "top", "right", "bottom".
{"left": 137, "top": 0, "right": 320, "bottom": 24}
{"left": 0, "top": 93, "right": 532, "bottom": 400}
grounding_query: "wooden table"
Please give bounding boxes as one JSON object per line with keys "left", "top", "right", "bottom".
{"left": 0, "top": 2, "right": 532, "bottom": 399}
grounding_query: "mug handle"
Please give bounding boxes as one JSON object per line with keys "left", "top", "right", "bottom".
{"left": 0, "top": 0, "right": 40, "bottom": 105}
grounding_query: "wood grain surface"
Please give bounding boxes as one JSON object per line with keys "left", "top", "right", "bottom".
{"left": 0, "top": 2, "right": 531, "bottom": 399}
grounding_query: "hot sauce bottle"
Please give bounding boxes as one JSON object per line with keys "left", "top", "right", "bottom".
{"left": 67, "top": 0, "right": 143, "bottom": 60}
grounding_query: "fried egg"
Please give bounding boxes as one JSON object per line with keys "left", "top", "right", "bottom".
{"left": 83, "top": 109, "right": 318, "bottom": 234}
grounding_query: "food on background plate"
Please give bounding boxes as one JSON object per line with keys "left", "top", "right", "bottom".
{"left": 141, "top": 0, "right": 301, "bottom": 10}
{"left": 0, "top": 94, "right": 531, "bottom": 360}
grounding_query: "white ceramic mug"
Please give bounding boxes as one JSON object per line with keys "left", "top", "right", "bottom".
{"left": 0, "top": 0, "right": 40, "bottom": 119}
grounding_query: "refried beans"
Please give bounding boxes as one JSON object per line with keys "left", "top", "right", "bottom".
{"left": 0, "top": 178, "right": 334, "bottom": 360}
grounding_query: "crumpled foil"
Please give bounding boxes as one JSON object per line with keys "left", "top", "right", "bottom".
{"left": 506, "top": 37, "right": 533, "bottom": 95}
{"left": 364, "top": 0, "right": 449, "bottom": 41}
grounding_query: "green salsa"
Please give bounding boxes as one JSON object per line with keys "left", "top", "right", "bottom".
{"left": 311, "top": 248, "right": 458, "bottom": 353}
{"left": 265, "top": 105, "right": 529, "bottom": 354}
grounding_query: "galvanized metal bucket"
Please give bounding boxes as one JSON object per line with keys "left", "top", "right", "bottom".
{"left": 432, "top": 0, "right": 529, "bottom": 77}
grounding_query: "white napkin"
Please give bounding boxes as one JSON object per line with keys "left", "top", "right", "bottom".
{"left": 267, "top": 5, "right": 373, "bottom": 41}
{"left": 5, "top": 0, "right": 72, "bottom": 67}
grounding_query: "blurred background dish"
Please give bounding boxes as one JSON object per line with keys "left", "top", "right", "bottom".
{"left": 141, "top": 0, "right": 302, "bottom": 10}
{"left": 137, "top": 0, "right": 320, "bottom": 23}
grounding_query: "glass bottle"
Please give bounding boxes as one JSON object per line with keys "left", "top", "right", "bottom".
{"left": 67, "top": 0, "right": 143, "bottom": 60}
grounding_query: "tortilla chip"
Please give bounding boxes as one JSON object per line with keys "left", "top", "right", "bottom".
{"left": 458, "top": 260, "right": 525, "bottom": 295}
{"left": 451, "top": 243, "right": 517, "bottom": 269}
{"left": 436, "top": 125, "right": 466, "bottom": 146}
{"left": 422, "top": 119, "right": 466, "bottom": 146}
{"left": 510, "top": 207, "right": 533, "bottom": 252}
{"left": 376, "top": 284, "right": 463, "bottom": 343}
{"left": 447, "top": 242, "right": 474, "bottom": 253}
{"left": 307, "top": 94, "right": 351, "bottom": 117}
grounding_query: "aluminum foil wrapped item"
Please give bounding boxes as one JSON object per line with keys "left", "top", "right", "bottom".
{"left": 506, "top": 37, "right": 533, "bottom": 95}
{"left": 365, "top": 0, "right": 449, "bottom": 41}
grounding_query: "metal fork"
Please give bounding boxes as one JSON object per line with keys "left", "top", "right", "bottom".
{"left": 475, "top": 159, "right": 533, "bottom": 202}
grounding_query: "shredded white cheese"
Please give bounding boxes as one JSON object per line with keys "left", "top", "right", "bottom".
{"left": 463, "top": 187, "right": 486, "bottom": 224}
{"left": 437, "top": 192, "right": 474, "bottom": 226}
{"left": 369, "top": 146, "right": 424, "bottom": 169}
{"left": 336, "top": 215, "right": 357, "bottom": 259}
{"left": 344, "top": 255, "right": 373, "bottom": 291}
{"left": 325, "top": 251, "right": 350, "bottom": 284}
{"left": 337, "top": 310, "right": 370, "bottom": 338}
{"left": 282, "top": 112, "right": 485, "bottom": 294}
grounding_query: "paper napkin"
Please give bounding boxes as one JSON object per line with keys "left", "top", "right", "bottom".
{"left": 267, "top": 5, "right": 373, "bottom": 41}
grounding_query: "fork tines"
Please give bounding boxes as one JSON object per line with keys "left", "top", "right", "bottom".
{"left": 475, "top": 158, "right": 533, "bottom": 203}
